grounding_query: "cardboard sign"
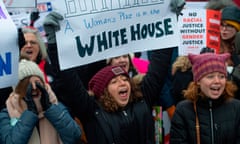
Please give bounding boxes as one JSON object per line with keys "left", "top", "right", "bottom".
{"left": 51, "top": 0, "right": 180, "bottom": 70}
{"left": 4, "top": 0, "right": 36, "bottom": 8}
{"left": 178, "top": 9, "right": 220, "bottom": 55}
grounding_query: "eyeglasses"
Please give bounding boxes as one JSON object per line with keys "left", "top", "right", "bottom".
{"left": 24, "top": 41, "right": 38, "bottom": 46}
{"left": 220, "top": 24, "right": 235, "bottom": 30}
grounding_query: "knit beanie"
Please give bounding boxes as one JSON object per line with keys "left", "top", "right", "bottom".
{"left": 188, "top": 53, "right": 230, "bottom": 82}
{"left": 221, "top": 6, "right": 240, "bottom": 31}
{"left": 19, "top": 59, "right": 45, "bottom": 82}
{"left": 225, "top": 20, "right": 240, "bottom": 31}
{"left": 88, "top": 65, "right": 129, "bottom": 98}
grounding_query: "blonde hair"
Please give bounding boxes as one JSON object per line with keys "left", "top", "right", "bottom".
{"left": 172, "top": 56, "right": 192, "bottom": 75}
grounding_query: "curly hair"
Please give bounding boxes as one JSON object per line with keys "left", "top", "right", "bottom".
{"left": 172, "top": 56, "right": 192, "bottom": 75}
{"left": 183, "top": 80, "right": 237, "bottom": 102}
{"left": 98, "top": 76, "right": 143, "bottom": 112}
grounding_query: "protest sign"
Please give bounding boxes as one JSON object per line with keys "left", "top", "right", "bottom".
{"left": 178, "top": 9, "right": 221, "bottom": 55}
{"left": 51, "top": 0, "right": 180, "bottom": 70}
{"left": 0, "top": 0, "right": 19, "bottom": 88}
{"left": 4, "top": 0, "right": 36, "bottom": 28}
{"left": 4, "top": 0, "right": 36, "bottom": 8}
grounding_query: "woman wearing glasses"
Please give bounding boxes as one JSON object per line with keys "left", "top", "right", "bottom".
{"left": 220, "top": 5, "right": 240, "bottom": 99}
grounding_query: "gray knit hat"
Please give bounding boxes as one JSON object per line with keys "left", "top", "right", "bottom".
{"left": 18, "top": 59, "right": 45, "bottom": 82}
{"left": 222, "top": 6, "right": 240, "bottom": 23}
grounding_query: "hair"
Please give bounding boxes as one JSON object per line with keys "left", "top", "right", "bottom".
{"left": 172, "top": 56, "right": 192, "bottom": 75}
{"left": 21, "top": 27, "right": 47, "bottom": 64}
{"left": 183, "top": 80, "right": 237, "bottom": 102}
{"left": 234, "top": 32, "right": 240, "bottom": 55}
{"left": 220, "top": 36, "right": 236, "bottom": 66}
{"left": 98, "top": 76, "right": 143, "bottom": 112}
{"left": 15, "top": 77, "right": 31, "bottom": 100}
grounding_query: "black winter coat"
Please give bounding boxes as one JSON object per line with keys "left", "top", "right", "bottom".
{"left": 48, "top": 43, "right": 173, "bottom": 144}
{"left": 171, "top": 68, "right": 193, "bottom": 104}
{"left": 170, "top": 97, "right": 240, "bottom": 144}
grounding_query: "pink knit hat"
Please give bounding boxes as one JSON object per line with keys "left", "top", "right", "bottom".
{"left": 188, "top": 53, "right": 230, "bottom": 82}
{"left": 88, "top": 65, "right": 129, "bottom": 98}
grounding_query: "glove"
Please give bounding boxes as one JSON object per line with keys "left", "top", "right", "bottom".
{"left": 18, "top": 28, "right": 25, "bottom": 49}
{"left": 170, "top": 0, "right": 186, "bottom": 17}
{"left": 30, "top": 9, "right": 40, "bottom": 26}
{"left": 43, "top": 11, "right": 64, "bottom": 44}
{"left": 36, "top": 83, "right": 51, "bottom": 111}
{"left": 24, "top": 84, "right": 38, "bottom": 114}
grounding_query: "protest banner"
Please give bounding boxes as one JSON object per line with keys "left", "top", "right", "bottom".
{"left": 178, "top": 8, "right": 221, "bottom": 55}
{"left": 4, "top": 0, "right": 36, "bottom": 28}
{"left": 51, "top": 0, "right": 180, "bottom": 70}
{"left": 0, "top": 0, "right": 19, "bottom": 88}
{"left": 4, "top": 0, "right": 36, "bottom": 8}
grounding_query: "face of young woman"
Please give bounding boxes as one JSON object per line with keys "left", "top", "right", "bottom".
{"left": 198, "top": 72, "right": 226, "bottom": 100}
{"left": 110, "top": 54, "right": 130, "bottom": 72}
{"left": 21, "top": 33, "right": 40, "bottom": 62}
{"left": 220, "top": 22, "right": 238, "bottom": 40}
{"left": 107, "top": 75, "right": 131, "bottom": 107}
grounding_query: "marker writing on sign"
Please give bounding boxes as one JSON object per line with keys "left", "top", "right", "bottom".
{"left": 0, "top": 52, "right": 12, "bottom": 76}
{"left": 0, "top": 6, "right": 7, "bottom": 19}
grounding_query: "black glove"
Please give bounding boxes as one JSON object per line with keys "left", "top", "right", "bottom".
{"left": 170, "top": 0, "right": 186, "bottom": 17}
{"left": 36, "top": 83, "right": 51, "bottom": 111}
{"left": 43, "top": 11, "right": 63, "bottom": 44}
{"left": 30, "top": 9, "right": 40, "bottom": 26}
{"left": 24, "top": 84, "right": 38, "bottom": 114}
{"left": 18, "top": 28, "right": 25, "bottom": 50}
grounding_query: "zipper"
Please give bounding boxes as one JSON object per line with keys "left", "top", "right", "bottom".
{"left": 122, "top": 110, "right": 129, "bottom": 125}
{"left": 209, "top": 100, "right": 215, "bottom": 144}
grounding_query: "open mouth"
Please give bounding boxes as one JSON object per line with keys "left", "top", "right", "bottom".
{"left": 25, "top": 50, "right": 33, "bottom": 55}
{"left": 210, "top": 87, "right": 220, "bottom": 91}
{"left": 119, "top": 88, "right": 128, "bottom": 98}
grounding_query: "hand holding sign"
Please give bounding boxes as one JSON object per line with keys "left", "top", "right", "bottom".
{"left": 170, "top": 0, "right": 186, "bottom": 17}
{"left": 43, "top": 12, "right": 63, "bottom": 44}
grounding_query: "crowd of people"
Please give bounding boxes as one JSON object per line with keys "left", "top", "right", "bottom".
{"left": 0, "top": 0, "right": 240, "bottom": 143}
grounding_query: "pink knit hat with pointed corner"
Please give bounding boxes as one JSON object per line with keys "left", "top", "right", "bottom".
{"left": 88, "top": 65, "right": 129, "bottom": 98}
{"left": 188, "top": 53, "right": 230, "bottom": 82}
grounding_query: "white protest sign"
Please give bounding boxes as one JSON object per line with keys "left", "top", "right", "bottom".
{"left": 4, "top": 0, "right": 36, "bottom": 28}
{"left": 185, "top": 2, "right": 207, "bottom": 9}
{"left": 4, "top": 0, "right": 36, "bottom": 8}
{"left": 178, "top": 9, "right": 220, "bottom": 55}
{"left": 52, "top": 0, "right": 180, "bottom": 70}
{"left": 0, "top": 0, "right": 19, "bottom": 88}
{"left": 7, "top": 9, "right": 31, "bottom": 28}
